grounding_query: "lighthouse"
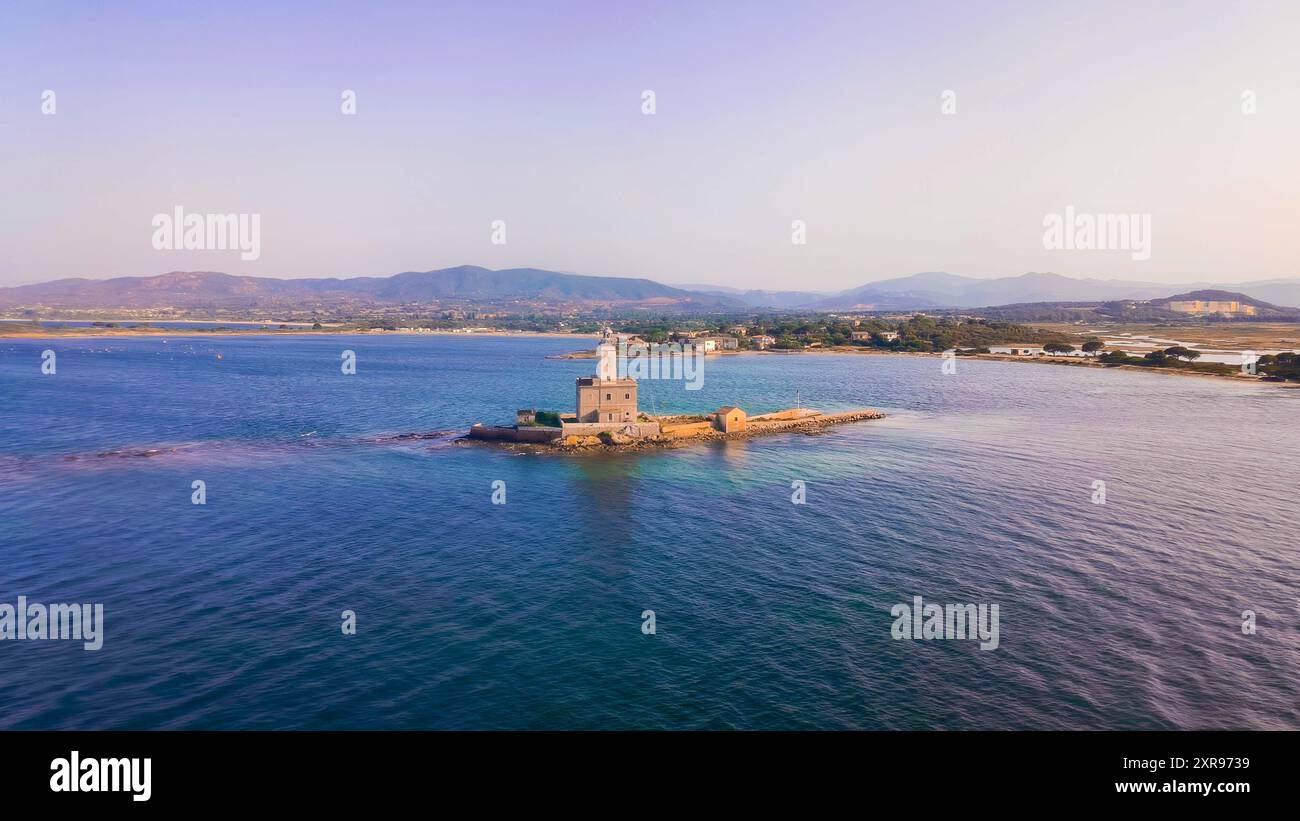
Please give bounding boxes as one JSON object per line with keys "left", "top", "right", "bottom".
{"left": 596, "top": 336, "right": 618, "bottom": 381}
{"left": 574, "top": 329, "right": 639, "bottom": 425}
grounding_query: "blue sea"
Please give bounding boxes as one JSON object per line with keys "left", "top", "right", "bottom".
{"left": 1, "top": 335, "right": 1297, "bottom": 729}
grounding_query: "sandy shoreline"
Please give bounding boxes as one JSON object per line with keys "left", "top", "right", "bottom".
{"left": 0, "top": 328, "right": 599, "bottom": 341}
{"left": 551, "top": 344, "right": 1295, "bottom": 386}
{"left": 3, "top": 327, "right": 1292, "bottom": 387}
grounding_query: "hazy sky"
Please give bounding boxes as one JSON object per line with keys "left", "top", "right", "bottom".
{"left": 3, "top": 0, "right": 1298, "bottom": 289}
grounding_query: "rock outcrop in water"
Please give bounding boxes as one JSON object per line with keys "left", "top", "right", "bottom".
{"left": 463, "top": 408, "right": 885, "bottom": 453}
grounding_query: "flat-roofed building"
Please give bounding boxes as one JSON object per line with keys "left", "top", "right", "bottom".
{"left": 990, "top": 345, "right": 1044, "bottom": 356}
{"left": 700, "top": 335, "right": 740, "bottom": 351}
{"left": 575, "top": 377, "right": 637, "bottom": 423}
{"left": 1167, "top": 300, "right": 1257, "bottom": 316}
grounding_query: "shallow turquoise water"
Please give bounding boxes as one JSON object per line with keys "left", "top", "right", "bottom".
{"left": 1, "top": 335, "right": 1297, "bottom": 729}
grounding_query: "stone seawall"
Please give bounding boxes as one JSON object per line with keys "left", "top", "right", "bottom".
{"left": 463, "top": 408, "right": 885, "bottom": 453}
{"left": 467, "top": 424, "right": 562, "bottom": 444}
{"left": 743, "top": 409, "right": 885, "bottom": 436}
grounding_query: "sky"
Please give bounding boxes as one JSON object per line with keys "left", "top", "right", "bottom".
{"left": 2, "top": 0, "right": 1298, "bottom": 290}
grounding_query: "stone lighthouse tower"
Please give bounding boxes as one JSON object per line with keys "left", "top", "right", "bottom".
{"left": 574, "top": 328, "right": 638, "bottom": 425}
{"left": 596, "top": 336, "right": 618, "bottom": 381}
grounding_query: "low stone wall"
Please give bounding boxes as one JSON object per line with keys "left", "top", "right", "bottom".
{"left": 746, "top": 410, "right": 882, "bottom": 434}
{"left": 467, "top": 425, "right": 562, "bottom": 443}
{"left": 464, "top": 409, "right": 885, "bottom": 453}
{"left": 661, "top": 420, "right": 714, "bottom": 438}
{"left": 560, "top": 421, "right": 661, "bottom": 438}
{"left": 749, "top": 408, "right": 820, "bottom": 422}
{"left": 550, "top": 408, "right": 885, "bottom": 451}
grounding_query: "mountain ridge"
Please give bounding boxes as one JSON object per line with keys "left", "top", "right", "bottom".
{"left": 2, "top": 267, "right": 1298, "bottom": 312}
{"left": 0, "top": 266, "right": 742, "bottom": 311}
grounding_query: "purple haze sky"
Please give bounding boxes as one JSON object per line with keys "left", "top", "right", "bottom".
{"left": 2, "top": 0, "right": 1298, "bottom": 289}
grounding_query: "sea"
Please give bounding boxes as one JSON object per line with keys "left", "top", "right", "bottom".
{"left": 1, "top": 334, "right": 1297, "bottom": 729}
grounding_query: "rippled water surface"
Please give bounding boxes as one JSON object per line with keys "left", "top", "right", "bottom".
{"left": 1, "top": 335, "right": 1297, "bottom": 729}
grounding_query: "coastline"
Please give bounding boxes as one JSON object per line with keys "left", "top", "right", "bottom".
{"left": 549, "top": 345, "right": 1295, "bottom": 387}
{"left": 0, "top": 327, "right": 599, "bottom": 341}
{"left": 4, "top": 326, "right": 1293, "bottom": 387}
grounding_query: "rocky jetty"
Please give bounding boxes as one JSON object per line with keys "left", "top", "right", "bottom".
{"left": 461, "top": 408, "right": 885, "bottom": 454}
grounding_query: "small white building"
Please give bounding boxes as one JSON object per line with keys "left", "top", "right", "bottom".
{"left": 701, "top": 335, "right": 740, "bottom": 351}
{"left": 990, "top": 345, "right": 1044, "bottom": 356}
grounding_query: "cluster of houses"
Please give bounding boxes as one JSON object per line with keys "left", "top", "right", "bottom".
{"left": 613, "top": 328, "right": 773, "bottom": 351}
{"left": 611, "top": 324, "right": 917, "bottom": 352}
{"left": 850, "top": 330, "right": 899, "bottom": 342}
{"left": 669, "top": 330, "right": 756, "bottom": 351}
{"left": 987, "top": 345, "right": 1095, "bottom": 357}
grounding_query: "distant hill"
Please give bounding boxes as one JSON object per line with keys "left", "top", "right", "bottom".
{"left": 1222, "top": 279, "right": 1300, "bottom": 310}
{"left": 4, "top": 266, "right": 1298, "bottom": 315}
{"left": 777, "top": 272, "right": 1300, "bottom": 311}
{"left": 964, "top": 289, "right": 1298, "bottom": 323}
{"left": 673, "top": 284, "right": 831, "bottom": 309}
{"left": 808, "top": 272, "right": 1202, "bottom": 310}
{"left": 0, "top": 266, "right": 743, "bottom": 311}
{"left": 807, "top": 272, "right": 983, "bottom": 310}
{"left": 1148, "top": 289, "right": 1284, "bottom": 312}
